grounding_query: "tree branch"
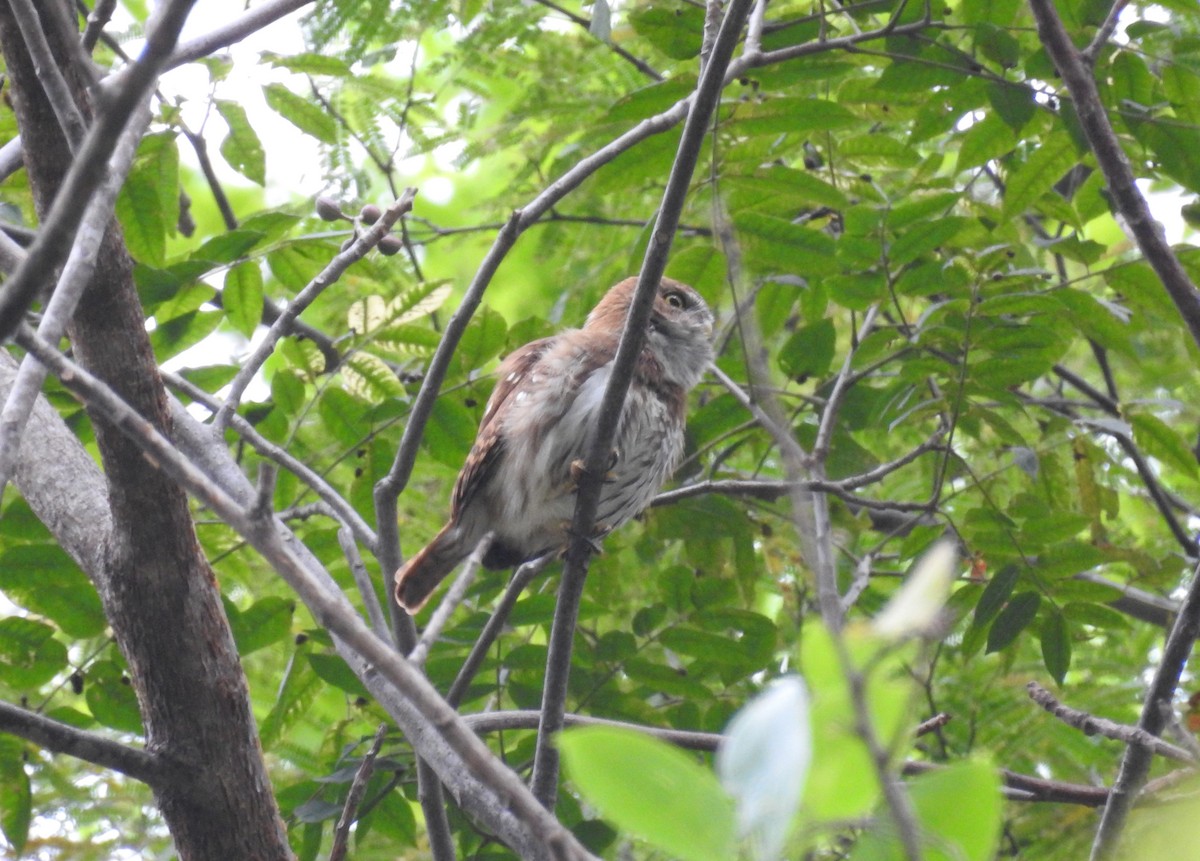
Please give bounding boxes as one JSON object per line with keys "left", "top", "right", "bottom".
{"left": 408, "top": 532, "right": 493, "bottom": 668}
{"left": 1027, "top": 681, "right": 1194, "bottom": 764}
{"left": 530, "top": 0, "right": 757, "bottom": 810}
{"left": 163, "top": 370, "right": 378, "bottom": 554}
{"left": 0, "top": 0, "right": 198, "bottom": 343}
{"left": 19, "top": 325, "right": 595, "bottom": 861}
{"left": 214, "top": 189, "right": 416, "bottom": 432}
{"left": 466, "top": 709, "right": 1134, "bottom": 810}
{"left": 1088, "top": 557, "right": 1200, "bottom": 860}
{"left": 165, "top": 0, "right": 315, "bottom": 71}
{"left": 447, "top": 555, "right": 553, "bottom": 708}
{"left": 0, "top": 700, "right": 170, "bottom": 787}
{"left": 330, "top": 723, "right": 387, "bottom": 861}
{"left": 1029, "top": 0, "right": 1200, "bottom": 353}
{"left": 8, "top": 0, "right": 86, "bottom": 149}
{"left": 0, "top": 95, "right": 151, "bottom": 494}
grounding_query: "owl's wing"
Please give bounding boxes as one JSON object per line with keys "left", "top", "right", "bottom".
{"left": 450, "top": 336, "right": 555, "bottom": 514}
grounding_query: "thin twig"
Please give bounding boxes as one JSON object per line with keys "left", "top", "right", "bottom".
{"left": 467, "top": 709, "right": 1126, "bottom": 809}
{"left": 214, "top": 189, "right": 416, "bottom": 432}
{"left": 529, "top": 0, "right": 663, "bottom": 81}
{"left": 330, "top": 724, "right": 388, "bottom": 861}
{"left": 0, "top": 98, "right": 152, "bottom": 492}
{"left": 707, "top": 362, "right": 810, "bottom": 467}
{"left": 915, "top": 713, "right": 951, "bottom": 737}
{"left": 339, "top": 527, "right": 390, "bottom": 642}
{"left": 1029, "top": 0, "right": 1200, "bottom": 353}
{"left": 1027, "top": 681, "right": 1194, "bottom": 764}
{"left": 16, "top": 324, "right": 595, "bottom": 861}
{"left": 163, "top": 370, "right": 378, "bottom": 553}
{"left": 1089, "top": 559, "right": 1200, "bottom": 861}
{"left": 0, "top": 699, "right": 169, "bottom": 787}
{"left": 0, "top": 0, "right": 199, "bottom": 343}
{"left": 813, "top": 305, "right": 880, "bottom": 460}
{"left": 745, "top": 0, "right": 767, "bottom": 56}
{"left": 165, "top": 0, "right": 314, "bottom": 70}
{"left": 529, "top": 0, "right": 757, "bottom": 811}
{"left": 447, "top": 555, "right": 553, "bottom": 708}
{"left": 1080, "top": 0, "right": 1129, "bottom": 65}
{"left": 9, "top": 0, "right": 87, "bottom": 149}
{"left": 408, "top": 533, "right": 494, "bottom": 669}
{"left": 80, "top": 0, "right": 117, "bottom": 53}
{"left": 250, "top": 463, "right": 277, "bottom": 521}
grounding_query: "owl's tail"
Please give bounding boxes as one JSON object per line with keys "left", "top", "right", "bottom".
{"left": 394, "top": 524, "right": 467, "bottom": 613}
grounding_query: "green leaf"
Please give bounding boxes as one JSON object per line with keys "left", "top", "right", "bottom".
{"left": 453, "top": 305, "right": 508, "bottom": 374}
{"left": 268, "top": 239, "right": 333, "bottom": 290}
{"left": 0, "top": 544, "right": 105, "bottom": 638}
{"left": 627, "top": 4, "right": 705, "bottom": 59}
{"left": 0, "top": 617, "right": 67, "bottom": 690}
{"left": 342, "top": 352, "right": 405, "bottom": 401}
{"left": 1130, "top": 412, "right": 1199, "bottom": 480}
{"left": 228, "top": 596, "right": 294, "bottom": 656}
{"left": 911, "top": 760, "right": 1003, "bottom": 860}
{"left": 837, "top": 134, "right": 921, "bottom": 167}
{"left": 659, "top": 626, "right": 746, "bottom": 666}
{"left": 84, "top": 660, "right": 144, "bottom": 734}
{"left": 423, "top": 398, "right": 478, "bottom": 469}
{"left": 224, "top": 261, "right": 264, "bottom": 338}
{"left": 985, "top": 591, "right": 1041, "bottom": 653}
{"left": 262, "top": 51, "right": 352, "bottom": 77}
{"left": 734, "top": 211, "right": 839, "bottom": 276}
{"left": 1040, "top": 610, "right": 1072, "bottom": 684}
{"left": 189, "top": 229, "right": 265, "bottom": 266}
{"left": 975, "top": 22, "right": 1020, "bottom": 69}
{"left": 216, "top": 99, "right": 266, "bottom": 185}
{"left": 1002, "top": 134, "right": 1078, "bottom": 218}
{"left": 263, "top": 83, "right": 339, "bottom": 145}
{"left": 889, "top": 217, "right": 968, "bottom": 265}
{"left": 779, "top": 318, "right": 836, "bottom": 379}
{"left": 317, "top": 388, "right": 371, "bottom": 447}
{"left": 151, "top": 310, "right": 224, "bottom": 363}
{"left": 725, "top": 166, "right": 849, "bottom": 212}
{"left": 307, "top": 653, "right": 369, "bottom": 697}
{"left": 115, "top": 160, "right": 168, "bottom": 266}
{"left": 270, "top": 369, "right": 307, "bottom": 416}
{"left": 0, "top": 749, "right": 31, "bottom": 856}
{"left": 987, "top": 80, "right": 1036, "bottom": 131}
{"left": 738, "top": 97, "right": 860, "bottom": 137}
{"left": 559, "top": 726, "right": 736, "bottom": 861}
{"left": 958, "top": 112, "right": 1017, "bottom": 171}
{"left": 969, "top": 563, "right": 1017, "bottom": 628}
{"left": 261, "top": 645, "right": 321, "bottom": 749}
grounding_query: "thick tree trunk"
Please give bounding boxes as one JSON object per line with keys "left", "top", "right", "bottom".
{"left": 0, "top": 1, "right": 292, "bottom": 857}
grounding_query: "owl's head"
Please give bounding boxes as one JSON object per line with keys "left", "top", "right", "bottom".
{"left": 586, "top": 276, "right": 714, "bottom": 389}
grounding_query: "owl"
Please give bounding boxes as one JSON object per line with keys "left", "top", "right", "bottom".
{"left": 394, "top": 276, "right": 714, "bottom": 612}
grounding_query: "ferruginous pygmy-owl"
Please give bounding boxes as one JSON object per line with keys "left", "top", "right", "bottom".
{"left": 394, "top": 276, "right": 715, "bottom": 612}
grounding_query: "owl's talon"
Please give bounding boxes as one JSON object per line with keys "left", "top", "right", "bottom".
{"left": 569, "top": 448, "right": 620, "bottom": 486}
{"left": 559, "top": 520, "right": 612, "bottom": 555}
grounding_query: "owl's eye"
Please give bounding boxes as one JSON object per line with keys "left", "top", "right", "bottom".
{"left": 664, "top": 291, "right": 686, "bottom": 309}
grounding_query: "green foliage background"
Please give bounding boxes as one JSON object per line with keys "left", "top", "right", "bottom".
{"left": 3, "top": 0, "right": 1200, "bottom": 857}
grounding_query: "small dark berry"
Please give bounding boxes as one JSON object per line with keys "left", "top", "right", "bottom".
{"left": 316, "top": 196, "right": 344, "bottom": 221}
{"left": 378, "top": 234, "right": 404, "bottom": 256}
{"left": 360, "top": 204, "right": 382, "bottom": 224}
